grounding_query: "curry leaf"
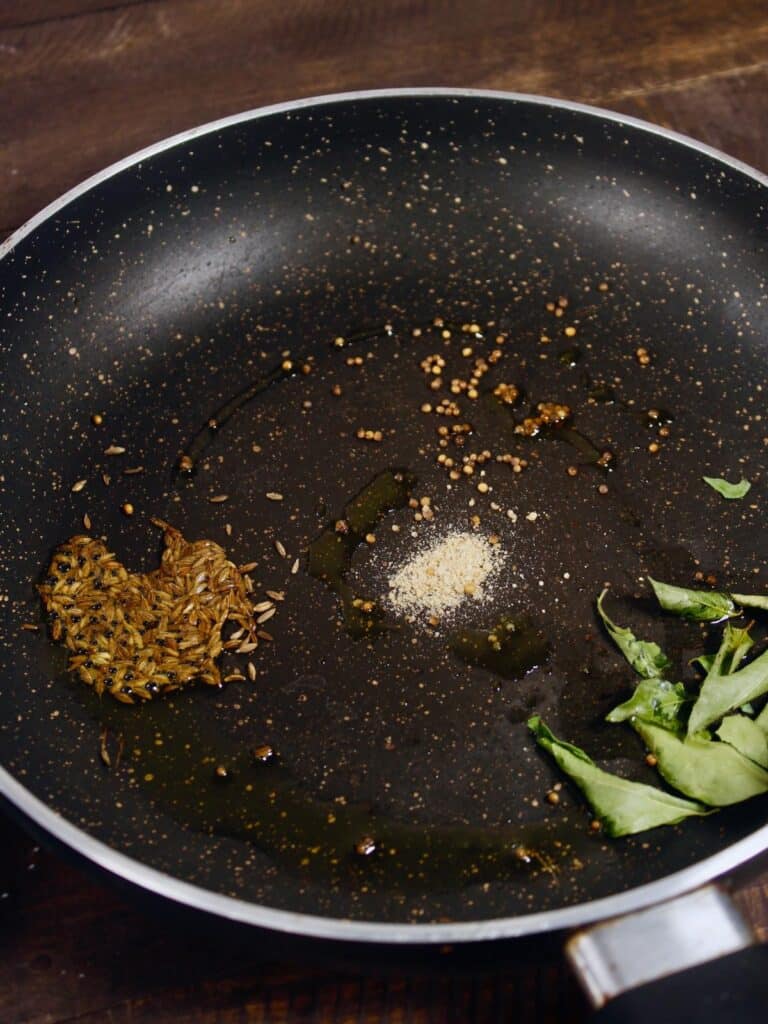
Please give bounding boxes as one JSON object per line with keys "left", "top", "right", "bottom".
{"left": 647, "top": 577, "right": 738, "bottom": 622}
{"left": 716, "top": 623, "right": 754, "bottom": 674}
{"left": 527, "top": 716, "right": 709, "bottom": 837}
{"left": 731, "top": 593, "right": 768, "bottom": 612}
{"left": 703, "top": 476, "right": 751, "bottom": 500}
{"left": 716, "top": 715, "right": 768, "bottom": 769}
{"left": 606, "top": 677, "right": 688, "bottom": 730}
{"left": 691, "top": 652, "right": 715, "bottom": 674}
{"left": 687, "top": 632, "right": 768, "bottom": 735}
{"left": 596, "top": 590, "right": 673, "bottom": 678}
{"left": 691, "top": 624, "right": 753, "bottom": 677}
{"left": 633, "top": 719, "right": 768, "bottom": 805}
{"left": 755, "top": 703, "right": 768, "bottom": 735}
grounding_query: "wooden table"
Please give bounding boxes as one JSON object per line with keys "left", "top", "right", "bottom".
{"left": 1, "top": 1, "right": 767, "bottom": 1020}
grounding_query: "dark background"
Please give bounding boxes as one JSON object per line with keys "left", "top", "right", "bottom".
{"left": 1, "top": 1, "right": 767, "bottom": 1020}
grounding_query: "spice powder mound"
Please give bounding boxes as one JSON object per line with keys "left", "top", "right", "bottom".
{"left": 39, "top": 519, "right": 260, "bottom": 704}
{"left": 385, "top": 530, "right": 503, "bottom": 619}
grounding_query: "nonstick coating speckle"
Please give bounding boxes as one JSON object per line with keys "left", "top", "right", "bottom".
{"left": 0, "top": 95, "right": 767, "bottom": 925}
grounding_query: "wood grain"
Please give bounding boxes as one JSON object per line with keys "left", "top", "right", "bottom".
{"left": 0, "top": 815, "right": 585, "bottom": 1024}
{"left": 610, "top": 66, "right": 768, "bottom": 171}
{"left": 0, "top": 0, "right": 152, "bottom": 32}
{"left": 1, "top": 0, "right": 767, "bottom": 234}
{"left": 1, "top": 1, "right": 767, "bottom": 1021}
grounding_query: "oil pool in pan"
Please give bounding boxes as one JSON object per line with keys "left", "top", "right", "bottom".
{"left": 40, "top": 303, "right": 708, "bottom": 905}
{"left": 36, "top": 287, "right": 767, "bottom": 922}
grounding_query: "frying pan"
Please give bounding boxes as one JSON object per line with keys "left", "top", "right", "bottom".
{"left": 1, "top": 89, "right": 767, "bottom": 1017}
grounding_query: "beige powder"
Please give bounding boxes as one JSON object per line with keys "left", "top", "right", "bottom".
{"left": 385, "top": 530, "right": 502, "bottom": 618}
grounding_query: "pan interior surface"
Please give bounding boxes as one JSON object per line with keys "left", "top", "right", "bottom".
{"left": 0, "top": 93, "right": 767, "bottom": 930}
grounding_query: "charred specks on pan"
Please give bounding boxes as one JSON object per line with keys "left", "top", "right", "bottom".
{"left": 1, "top": 94, "right": 767, "bottom": 926}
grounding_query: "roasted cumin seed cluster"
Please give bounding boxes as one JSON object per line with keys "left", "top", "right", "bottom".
{"left": 38, "top": 519, "right": 259, "bottom": 703}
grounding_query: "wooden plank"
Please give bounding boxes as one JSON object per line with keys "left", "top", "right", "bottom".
{"left": 735, "top": 877, "right": 768, "bottom": 943}
{"left": 0, "top": 814, "right": 584, "bottom": 1024}
{"left": 609, "top": 66, "right": 768, "bottom": 172}
{"left": 1, "top": 0, "right": 767, "bottom": 232}
{"left": 2, "top": 806, "right": 765, "bottom": 1024}
{"left": 0, "top": 0, "right": 152, "bottom": 33}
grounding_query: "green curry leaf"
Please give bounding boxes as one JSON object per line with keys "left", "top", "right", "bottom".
{"left": 606, "top": 677, "right": 688, "bottom": 730}
{"left": 647, "top": 577, "right": 738, "bottom": 622}
{"left": 687, "top": 629, "right": 768, "bottom": 735}
{"left": 691, "top": 624, "right": 753, "bottom": 677}
{"left": 596, "top": 590, "right": 673, "bottom": 679}
{"left": 527, "top": 716, "right": 709, "bottom": 837}
{"left": 716, "top": 715, "right": 768, "bottom": 769}
{"left": 633, "top": 719, "right": 768, "bottom": 804}
{"left": 703, "top": 476, "right": 751, "bottom": 500}
{"left": 731, "top": 593, "right": 768, "bottom": 612}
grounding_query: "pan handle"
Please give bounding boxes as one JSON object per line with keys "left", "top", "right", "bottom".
{"left": 567, "top": 884, "right": 768, "bottom": 1021}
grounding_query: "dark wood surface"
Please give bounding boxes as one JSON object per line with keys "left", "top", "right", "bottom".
{"left": 1, "top": 1, "right": 767, "bottom": 1020}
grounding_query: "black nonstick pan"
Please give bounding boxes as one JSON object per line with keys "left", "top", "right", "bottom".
{"left": 1, "top": 90, "right": 767, "bottom": 1017}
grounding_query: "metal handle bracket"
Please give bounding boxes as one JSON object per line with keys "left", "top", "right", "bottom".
{"left": 566, "top": 884, "right": 757, "bottom": 1009}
